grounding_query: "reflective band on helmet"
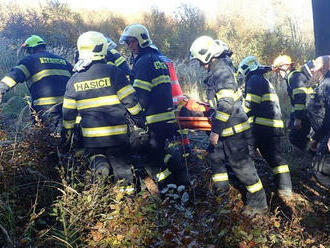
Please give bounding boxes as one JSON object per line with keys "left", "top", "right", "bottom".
{"left": 117, "top": 85, "right": 135, "bottom": 100}
{"left": 1, "top": 76, "right": 17, "bottom": 87}
{"left": 261, "top": 93, "right": 279, "bottom": 102}
{"left": 31, "top": 69, "right": 71, "bottom": 83}
{"left": 127, "top": 103, "right": 142, "bottom": 115}
{"left": 221, "top": 121, "right": 250, "bottom": 137}
{"left": 246, "top": 93, "right": 261, "bottom": 103}
{"left": 33, "top": 96, "right": 63, "bottom": 106}
{"left": 215, "top": 111, "right": 230, "bottom": 122}
{"left": 272, "top": 164, "right": 290, "bottom": 174}
{"left": 294, "top": 104, "right": 305, "bottom": 111}
{"left": 255, "top": 117, "right": 284, "bottom": 128}
{"left": 156, "top": 168, "right": 172, "bottom": 182}
{"left": 133, "top": 79, "right": 152, "bottom": 91}
{"left": 212, "top": 173, "right": 229, "bottom": 182}
{"left": 146, "top": 111, "right": 175, "bottom": 124}
{"left": 292, "top": 87, "right": 313, "bottom": 96}
{"left": 15, "top": 64, "right": 30, "bottom": 79}
{"left": 82, "top": 125, "right": 127, "bottom": 137}
{"left": 63, "top": 119, "right": 75, "bottom": 129}
{"left": 63, "top": 98, "right": 77, "bottom": 109}
{"left": 246, "top": 179, "right": 263, "bottom": 193}
{"left": 76, "top": 96, "right": 120, "bottom": 110}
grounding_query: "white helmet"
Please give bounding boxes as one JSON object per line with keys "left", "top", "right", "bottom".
{"left": 119, "top": 24, "right": 152, "bottom": 48}
{"left": 214, "top": 39, "right": 229, "bottom": 52}
{"left": 77, "top": 31, "right": 108, "bottom": 61}
{"left": 189, "top": 36, "right": 224, "bottom": 64}
{"left": 238, "top": 56, "right": 260, "bottom": 76}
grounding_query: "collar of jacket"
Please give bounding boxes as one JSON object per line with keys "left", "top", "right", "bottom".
{"left": 134, "top": 47, "right": 158, "bottom": 64}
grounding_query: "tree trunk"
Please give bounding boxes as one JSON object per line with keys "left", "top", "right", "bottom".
{"left": 312, "top": 0, "right": 330, "bottom": 56}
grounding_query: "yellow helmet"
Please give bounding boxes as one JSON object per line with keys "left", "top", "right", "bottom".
{"left": 22, "top": 35, "right": 46, "bottom": 48}
{"left": 77, "top": 31, "right": 108, "bottom": 61}
{"left": 272, "top": 55, "right": 293, "bottom": 71}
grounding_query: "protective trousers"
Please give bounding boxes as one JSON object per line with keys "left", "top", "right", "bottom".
{"left": 207, "top": 132, "right": 268, "bottom": 209}
{"left": 252, "top": 129, "right": 292, "bottom": 191}
{"left": 135, "top": 127, "right": 188, "bottom": 188}
{"left": 288, "top": 113, "right": 311, "bottom": 151}
{"left": 312, "top": 137, "right": 330, "bottom": 188}
{"left": 86, "top": 146, "right": 134, "bottom": 190}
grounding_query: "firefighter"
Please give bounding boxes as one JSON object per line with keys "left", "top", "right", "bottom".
{"left": 0, "top": 35, "right": 73, "bottom": 133}
{"left": 61, "top": 31, "right": 145, "bottom": 192}
{"left": 272, "top": 55, "right": 313, "bottom": 151}
{"left": 238, "top": 56, "right": 293, "bottom": 201}
{"left": 304, "top": 56, "right": 330, "bottom": 188}
{"left": 189, "top": 36, "right": 268, "bottom": 216}
{"left": 119, "top": 24, "right": 188, "bottom": 189}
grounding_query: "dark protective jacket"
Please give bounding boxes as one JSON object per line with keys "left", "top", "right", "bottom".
{"left": 307, "top": 72, "right": 330, "bottom": 142}
{"left": 244, "top": 69, "right": 284, "bottom": 135}
{"left": 0, "top": 51, "right": 72, "bottom": 110}
{"left": 286, "top": 69, "right": 313, "bottom": 119}
{"left": 204, "top": 57, "right": 249, "bottom": 137}
{"left": 131, "top": 47, "right": 176, "bottom": 132}
{"left": 106, "top": 49, "right": 131, "bottom": 79}
{"left": 62, "top": 61, "right": 144, "bottom": 148}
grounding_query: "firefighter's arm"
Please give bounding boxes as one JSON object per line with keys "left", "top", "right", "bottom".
{"left": 291, "top": 73, "right": 312, "bottom": 121}
{"left": 244, "top": 77, "right": 262, "bottom": 118}
{"left": 61, "top": 82, "right": 78, "bottom": 147}
{"left": 116, "top": 71, "right": 145, "bottom": 128}
{"left": 132, "top": 60, "right": 151, "bottom": 110}
{"left": 0, "top": 60, "right": 31, "bottom": 102}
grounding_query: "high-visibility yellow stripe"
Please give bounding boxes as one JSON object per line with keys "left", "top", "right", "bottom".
{"left": 248, "top": 116, "right": 254, "bottom": 123}
{"left": 156, "top": 168, "right": 172, "bottom": 182}
{"left": 294, "top": 104, "right": 305, "bottom": 111}
{"left": 75, "top": 115, "right": 82, "bottom": 124}
{"left": 146, "top": 111, "right": 175, "bottom": 124}
{"left": 243, "top": 104, "right": 251, "bottom": 113}
{"left": 246, "top": 179, "right": 263, "bottom": 193}
{"left": 76, "top": 95, "right": 120, "bottom": 110}
{"left": 133, "top": 79, "right": 152, "bottom": 91}
{"left": 117, "top": 85, "right": 135, "bottom": 100}
{"left": 151, "top": 75, "right": 171, "bottom": 87}
{"left": 272, "top": 164, "right": 290, "bottom": 174}
{"left": 216, "top": 89, "right": 241, "bottom": 101}
{"left": 127, "top": 103, "right": 142, "bottom": 115}
{"left": 119, "top": 185, "right": 135, "bottom": 194}
{"left": 212, "top": 173, "right": 229, "bottom": 182}
{"left": 1, "top": 76, "right": 17, "bottom": 87}
{"left": 168, "top": 141, "right": 180, "bottom": 148}
{"left": 255, "top": 117, "right": 284, "bottom": 128}
{"left": 292, "top": 87, "right": 313, "bottom": 96}
{"left": 215, "top": 111, "right": 230, "bottom": 122}
{"left": 261, "top": 93, "right": 279, "bottom": 102}
{"left": 246, "top": 93, "right": 261, "bottom": 103}
{"left": 31, "top": 69, "right": 71, "bottom": 83}
{"left": 15, "top": 64, "right": 30, "bottom": 78}
{"left": 63, "top": 98, "right": 77, "bottom": 109}
{"left": 114, "top": 56, "right": 126, "bottom": 66}
{"left": 63, "top": 119, "right": 75, "bottom": 129}
{"left": 82, "top": 125, "right": 127, "bottom": 137}
{"left": 164, "top": 154, "right": 172, "bottom": 164}
{"left": 107, "top": 61, "right": 115, "bottom": 66}
{"left": 33, "top": 96, "right": 63, "bottom": 106}
{"left": 221, "top": 121, "right": 250, "bottom": 137}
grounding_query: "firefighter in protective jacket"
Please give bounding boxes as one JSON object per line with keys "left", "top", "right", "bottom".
{"left": 273, "top": 55, "right": 313, "bottom": 151}
{"left": 305, "top": 56, "right": 330, "bottom": 188}
{"left": 190, "top": 36, "right": 268, "bottom": 216}
{"left": 0, "top": 35, "right": 73, "bottom": 133}
{"left": 62, "top": 31, "right": 145, "bottom": 191}
{"left": 120, "top": 24, "right": 188, "bottom": 189}
{"left": 238, "top": 56, "right": 293, "bottom": 201}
